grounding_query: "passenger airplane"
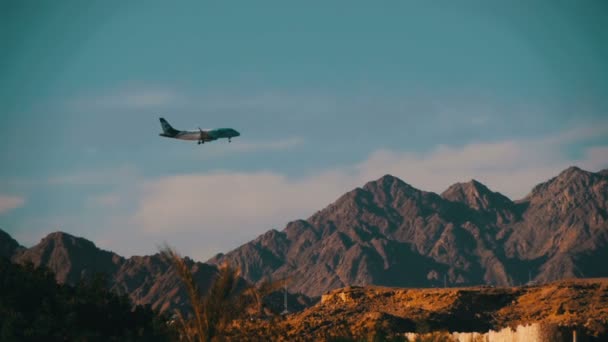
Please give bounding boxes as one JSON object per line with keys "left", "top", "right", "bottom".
{"left": 158, "top": 117, "right": 240, "bottom": 144}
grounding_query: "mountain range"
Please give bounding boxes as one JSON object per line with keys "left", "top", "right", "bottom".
{"left": 1, "top": 229, "right": 217, "bottom": 313}
{"left": 209, "top": 166, "right": 608, "bottom": 297}
{"left": 1, "top": 166, "right": 607, "bottom": 309}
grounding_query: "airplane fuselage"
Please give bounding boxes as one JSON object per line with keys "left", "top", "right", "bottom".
{"left": 160, "top": 128, "right": 240, "bottom": 142}
{"left": 159, "top": 117, "right": 240, "bottom": 144}
{"left": 159, "top": 128, "right": 241, "bottom": 143}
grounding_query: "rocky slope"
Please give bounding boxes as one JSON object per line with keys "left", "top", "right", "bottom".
{"left": 1, "top": 230, "right": 217, "bottom": 313}
{"left": 501, "top": 167, "right": 608, "bottom": 283}
{"left": 12, "top": 232, "right": 124, "bottom": 285}
{"left": 1, "top": 166, "right": 606, "bottom": 312}
{"left": 0, "top": 228, "right": 23, "bottom": 259}
{"left": 210, "top": 167, "right": 608, "bottom": 297}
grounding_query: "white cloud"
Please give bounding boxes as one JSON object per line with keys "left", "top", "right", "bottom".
{"left": 356, "top": 145, "right": 560, "bottom": 199}
{"left": 0, "top": 195, "right": 25, "bottom": 215}
{"left": 131, "top": 170, "right": 350, "bottom": 236}
{"left": 547, "top": 121, "right": 608, "bottom": 144}
{"left": 191, "top": 91, "right": 337, "bottom": 114}
{"left": 69, "top": 84, "right": 340, "bottom": 115}
{"left": 189, "top": 137, "right": 304, "bottom": 160}
{"left": 583, "top": 146, "right": 608, "bottom": 166}
{"left": 86, "top": 193, "right": 122, "bottom": 208}
{"left": 16, "top": 123, "right": 608, "bottom": 260}
{"left": 120, "top": 89, "right": 179, "bottom": 108}
{"left": 133, "top": 135, "right": 608, "bottom": 235}
{"left": 229, "top": 137, "right": 304, "bottom": 152}
{"left": 48, "top": 165, "right": 138, "bottom": 186}
{"left": 82, "top": 170, "right": 352, "bottom": 259}
{"left": 69, "top": 85, "right": 184, "bottom": 110}
{"left": 116, "top": 123, "right": 608, "bottom": 260}
{"left": 355, "top": 124, "right": 608, "bottom": 198}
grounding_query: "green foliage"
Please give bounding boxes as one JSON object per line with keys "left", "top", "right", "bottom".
{"left": 0, "top": 258, "right": 173, "bottom": 342}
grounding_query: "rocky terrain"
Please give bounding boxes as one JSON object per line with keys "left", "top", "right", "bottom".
{"left": 1, "top": 166, "right": 607, "bottom": 315}
{"left": 227, "top": 279, "right": 608, "bottom": 340}
{"left": 0, "top": 229, "right": 312, "bottom": 314}
{"left": 1, "top": 230, "right": 218, "bottom": 313}
{"left": 0, "top": 228, "right": 23, "bottom": 259}
{"left": 211, "top": 166, "right": 608, "bottom": 297}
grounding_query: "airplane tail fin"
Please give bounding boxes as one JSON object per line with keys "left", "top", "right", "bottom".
{"left": 159, "top": 117, "right": 179, "bottom": 136}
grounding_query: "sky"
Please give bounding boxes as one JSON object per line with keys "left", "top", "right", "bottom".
{"left": 1, "top": 1, "right": 607, "bottom": 261}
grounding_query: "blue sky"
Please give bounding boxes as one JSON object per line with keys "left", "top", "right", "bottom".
{"left": 1, "top": 1, "right": 607, "bottom": 260}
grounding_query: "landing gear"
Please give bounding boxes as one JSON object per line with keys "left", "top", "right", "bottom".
{"left": 198, "top": 128, "right": 204, "bottom": 145}
{"left": 228, "top": 138, "right": 231, "bottom": 143}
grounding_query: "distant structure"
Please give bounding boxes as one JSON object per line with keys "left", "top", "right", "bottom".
{"left": 526, "top": 270, "right": 537, "bottom": 286}
{"left": 281, "top": 283, "right": 289, "bottom": 315}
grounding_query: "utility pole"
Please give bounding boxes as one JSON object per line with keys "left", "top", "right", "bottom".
{"left": 281, "top": 283, "right": 289, "bottom": 315}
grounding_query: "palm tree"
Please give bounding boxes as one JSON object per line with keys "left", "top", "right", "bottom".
{"left": 159, "top": 244, "right": 285, "bottom": 341}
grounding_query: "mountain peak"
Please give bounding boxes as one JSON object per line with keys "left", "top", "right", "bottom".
{"left": 0, "top": 228, "right": 16, "bottom": 244}
{"left": 558, "top": 166, "right": 588, "bottom": 178}
{"left": 378, "top": 174, "right": 401, "bottom": 182}
{"left": 527, "top": 166, "right": 595, "bottom": 199}
{"left": 0, "top": 228, "right": 23, "bottom": 259}
{"left": 44, "top": 231, "right": 71, "bottom": 240}
{"left": 39, "top": 231, "right": 98, "bottom": 250}
{"left": 13, "top": 231, "right": 123, "bottom": 285}
{"left": 468, "top": 178, "right": 485, "bottom": 187}
{"left": 365, "top": 174, "right": 405, "bottom": 188}
{"left": 363, "top": 174, "right": 421, "bottom": 195}
{"left": 461, "top": 179, "right": 491, "bottom": 195}
{"left": 441, "top": 179, "right": 512, "bottom": 211}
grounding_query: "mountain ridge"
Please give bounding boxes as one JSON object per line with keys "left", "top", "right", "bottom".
{"left": 211, "top": 166, "right": 608, "bottom": 296}
{"left": 2, "top": 165, "right": 607, "bottom": 307}
{"left": 0, "top": 228, "right": 23, "bottom": 259}
{"left": 0, "top": 228, "right": 218, "bottom": 314}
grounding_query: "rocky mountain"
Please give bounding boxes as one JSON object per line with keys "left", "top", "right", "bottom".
{"left": 210, "top": 166, "right": 608, "bottom": 297}
{"left": 441, "top": 179, "right": 519, "bottom": 224}
{"left": 500, "top": 166, "right": 608, "bottom": 283}
{"left": 0, "top": 228, "right": 23, "bottom": 259}
{"left": 12, "top": 232, "right": 124, "bottom": 285}
{"left": 2, "top": 166, "right": 606, "bottom": 309}
{"left": 1, "top": 229, "right": 217, "bottom": 314}
{"left": 111, "top": 253, "right": 217, "bottom": 313}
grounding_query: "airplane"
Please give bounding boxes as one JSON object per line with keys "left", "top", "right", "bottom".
{"left": 158, "top": 117, "right": 240, "bottom": 145}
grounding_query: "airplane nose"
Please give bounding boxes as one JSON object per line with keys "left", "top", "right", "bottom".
{"left": 235, "top": 130, "right": 240, "bottom": 136}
